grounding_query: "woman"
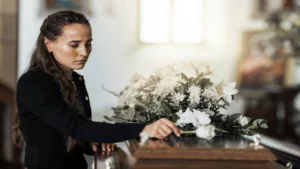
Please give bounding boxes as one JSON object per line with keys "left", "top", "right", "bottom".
{"left": 13, "top": 10, "right": 180, "bottom": 169}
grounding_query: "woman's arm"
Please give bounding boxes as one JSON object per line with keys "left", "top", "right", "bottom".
{"left": 17, "top": 71, "right": 145, "bottom": 143}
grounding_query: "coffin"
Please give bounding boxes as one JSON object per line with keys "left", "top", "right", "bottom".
{"left": 94, "top": 135, "right": 287, "bottom": 169}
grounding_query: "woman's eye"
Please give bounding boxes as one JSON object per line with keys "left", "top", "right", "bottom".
{"left": 70, "top": 44, "right": 79, "bottom": 48}
{"left": 86, "top": 43, "right": 92, "bottom": 47}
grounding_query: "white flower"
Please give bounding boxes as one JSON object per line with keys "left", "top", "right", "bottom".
{"left": 129, "top": 103, "right": 135, "bottom": 108}
{"left": 175, "top": 108, "right": 194, "bottom": 126}
{"left": 196, "top": 125, "right": 216, "bottom": 140}
{"left": 202, "top": 86, "right": 219, "bottom": 100}
{"left": 176, "top": 109, "right": 211, "bottom": 128}
{"left": 202, "top": 109, "right": 215, "bottom": 116}
{"left": 132, "top": 79, "right": 147, "bottom": 89}
{"left": 152, "top": 77, "right": 180, "bottom": 97}
{"left": 172, "top": 92, "right": 185, "bottom": 105}
{"left": 238, "top": 116, "right": 250, "bottom": 127}
{"left": 117, "top": 87, "right": 139, "bottom": 107}
{"left": 188, "top": 85, "right": 201, "bottom": 104}
{"left": 217, "top": 82, "right": 238, "bottom": 103}
{"left": 192, "top": 110, "right": 211, "bottom": 127}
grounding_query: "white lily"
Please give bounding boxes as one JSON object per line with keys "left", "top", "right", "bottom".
{"left": 217, "top": 81, "right": 238, "bottom": 103}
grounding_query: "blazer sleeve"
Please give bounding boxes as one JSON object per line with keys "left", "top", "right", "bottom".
{"left": 16, "top": 71, "right": 146, "bottom": 143}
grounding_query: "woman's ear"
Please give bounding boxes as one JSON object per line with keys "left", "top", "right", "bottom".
{"left": 44, "top": 37, "right": 53, "bottom": 53}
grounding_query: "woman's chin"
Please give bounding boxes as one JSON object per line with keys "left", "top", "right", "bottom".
{"left": 73, "top": 64, "right": 85, "bottom": 70}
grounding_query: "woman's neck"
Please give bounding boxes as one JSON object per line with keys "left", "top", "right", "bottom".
{"left": 59, "top": 65, "right": 73, "bottom": 80}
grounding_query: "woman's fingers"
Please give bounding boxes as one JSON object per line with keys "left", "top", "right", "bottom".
{"left": 101, "top": 143, "right": 106, "bottom": 151}
{"left": 111, "top": 143, "right": 115, "bottom": 151}
{"left": 161, "top": 118, "right": 181, "bottom": 137}
{"left": 91, "top": 142, "right": 98, "bottom": 152}
{"left": 142, "top": 118, "right": 181, "bottom": 139}
{"left": 98, "top": 143, "right": 116, "bottom": 151}
{"left": 158, "top": 123, "right": 173, "bottom": 135}
{"left": 106, "top": 143, "right": 111, "bottom": 151}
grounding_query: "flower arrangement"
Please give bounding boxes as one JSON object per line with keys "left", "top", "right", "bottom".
{"left": 104, "top": 62, "right": 268, "bottom": 140}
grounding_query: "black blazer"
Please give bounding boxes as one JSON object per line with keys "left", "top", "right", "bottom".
{"left": 16, "top": 70, "right": 145, "bottom": 169}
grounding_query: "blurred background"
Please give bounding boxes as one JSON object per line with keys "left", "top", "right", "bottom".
{"left": 1, "top": 0, "right": 300, "bottom": 168}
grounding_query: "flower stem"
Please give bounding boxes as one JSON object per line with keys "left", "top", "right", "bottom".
{"left": 215, "top": 128, "right": 229, "bottom": 133}
{"left": 180, "top": 127, "right": 229, "bottom": 134}
{"left": 180, "top": 130, "right": 196, "bottom": 134}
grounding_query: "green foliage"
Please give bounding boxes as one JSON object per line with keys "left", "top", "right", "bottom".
{"left": 228, "top": 113, "right": 242, "bottom": 123}
{"left": 192, "top": 73, "right": 204, "bottom": 84}
{"left": 161, "top": 101, "right": 173, "bottom": 114}
{"left": 198, "top": 78, "right": 212, "bottom": 89}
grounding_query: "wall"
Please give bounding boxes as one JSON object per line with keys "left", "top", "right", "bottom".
{"left": 18, "top": 0, "right": 267, "bottom": 121}
{"left": 0, "top": 0, "right": 18, "bottom": 88}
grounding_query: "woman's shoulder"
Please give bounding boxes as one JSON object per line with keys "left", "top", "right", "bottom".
{"left": 17, "top": 70, "right": 55, "bottom": 86}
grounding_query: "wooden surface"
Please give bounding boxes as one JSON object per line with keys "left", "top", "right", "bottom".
{"left": 94, "top": 135, "right": 282, "bottom": 169}
{"left": 133, "top": 135, "right": 276, "bottom": 161}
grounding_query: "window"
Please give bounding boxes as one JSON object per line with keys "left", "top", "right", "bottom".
{"left": 139, "top": 0, "right": 204, "bottom": 44}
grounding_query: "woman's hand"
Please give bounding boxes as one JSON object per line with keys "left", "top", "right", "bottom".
{"left": 91, "top": 142, "right": 116, "bottom": 152}
{"left": 142, "top": 118, "right": 180, "bottom": 139}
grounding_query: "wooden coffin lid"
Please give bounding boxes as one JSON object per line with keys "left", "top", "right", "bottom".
{"left": 133, "top": 135, "right": 277, "bottom": 161}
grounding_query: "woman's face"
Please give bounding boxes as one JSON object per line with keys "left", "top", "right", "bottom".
{"left": 45, "top": 23, "right": 92, "bottom": 71}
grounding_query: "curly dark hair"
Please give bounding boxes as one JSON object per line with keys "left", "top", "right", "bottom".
{"left": 12, "top": 10, "right": 91, "bottom": 152}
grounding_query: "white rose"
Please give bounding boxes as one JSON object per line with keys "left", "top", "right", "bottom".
{"left": 196, "top": 125, "right": 216, "bottom": 140}
{"left": 175, "top": 108, "right": 194, "bottom": 126}
{"left": 238, "top": 116, "right": 250, "bottom": 127}
{"left": 192, "top": 110, "right": 211, "bottom": 127}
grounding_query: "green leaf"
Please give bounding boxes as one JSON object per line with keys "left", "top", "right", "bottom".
{"left": 228, "top": 113, "right": 241, "bottom": 122}
{"left": 161, "top": 101, "right": 173, "bottom": 114}
{"left": 197, "top": 78, "right": 212, "bottom": 89}
{"left": 180, "top": 73, "right": 189, "bottom": 81}
{"left": 221, "top": 97, "right": 230, "bottom": 106}
{"left": 176, "top": 85, "right": 185, "bottom": 94}
{"left": 192, "top": 73, "right": 204, "bottom": 84}
{"left": 178, "top": 82, "right": 189, "bottom": 93}
{"left": 253, "top": 119, "right": 268, "bottom": 129}
{"left": 247, "top": 125, "right": 258, "bottom": 130}
{"left": 178, "top": 81, "right": 186, "bottom": 86}
{"left": 170, "top": 114, "right": 179, "bottom": 122}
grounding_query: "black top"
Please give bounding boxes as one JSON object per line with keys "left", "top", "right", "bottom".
{"left": 16, "top": 70, "right": 145, "bottom": 169}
